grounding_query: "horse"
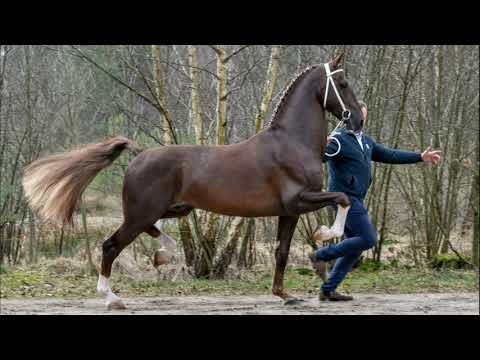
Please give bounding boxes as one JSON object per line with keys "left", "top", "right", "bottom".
{"left": 22, "top": 53, "right": 364, "bottom": 309}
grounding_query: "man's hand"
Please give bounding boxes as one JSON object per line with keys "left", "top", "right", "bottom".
{"left": 421, "top": 146, "right": 442, "bottom": 164}
{"left": 327, "top": 136, "right": 333, "bottom": 145}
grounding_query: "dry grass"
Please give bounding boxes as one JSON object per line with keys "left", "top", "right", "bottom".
{"left": 1, "top": 259, "right": 477, "bottom": 299}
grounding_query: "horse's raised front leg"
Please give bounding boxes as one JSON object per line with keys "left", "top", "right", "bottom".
{"left": 297, "top": 191, "right": 351, "bottom": 242}
{"left": 272, "top": 215, "right": 302, "bottom": 305}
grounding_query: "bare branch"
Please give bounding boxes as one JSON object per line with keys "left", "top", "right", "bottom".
{"left": 224, "top": 45, "right": 250, "bottom": 63}
{"left": 208, "top": 45, "right": 221, "bottom": 55}
{"left": 70, "top": 45, "right": 178, "bottom": 144}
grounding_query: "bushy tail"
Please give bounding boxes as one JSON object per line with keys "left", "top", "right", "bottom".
{"left": 22, "top": 136, "right": 143, "bottom": 226}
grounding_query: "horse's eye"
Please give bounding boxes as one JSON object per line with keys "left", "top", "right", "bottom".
{"left": 340, "top": 81, "right": 348, "bottom": 88}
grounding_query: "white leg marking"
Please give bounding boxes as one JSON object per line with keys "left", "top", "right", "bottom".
{"left": 97, "top": 275, "right": 126, "bottom": 310}
{"left": 154, "top": 219, "right": 164, "bottom": 232}
{"left": 314, "top": 205, "right": 351, "bottom": 242}
{"left": 330, "top": 205, "right": 350, "bottom": 237}
{"left": 159, "top": 233, "right": 177, "bottom": 254}
{"left": 154, "top": 219, "right": 177, "bottom": 254}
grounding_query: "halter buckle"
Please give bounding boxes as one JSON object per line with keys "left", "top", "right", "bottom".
{"left": 342, "top": 110, "right": 351, "bottom": 120}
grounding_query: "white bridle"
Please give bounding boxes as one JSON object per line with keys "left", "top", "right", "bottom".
{"left": 323, "top": 62, "right": 352, "bottom": 157}
{"left": 323, "top": 62, "right": 352, "bottom": 121}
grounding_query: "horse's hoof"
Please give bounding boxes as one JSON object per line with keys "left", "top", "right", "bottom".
{"left": 283, "top": 298, "right": 305, "bottom": 306}
{"left": 153, "top": 249, "right": 169, "bottom": 268}
{"left": 314, "top": 225, "right": 332, "bottom": 241}
{"left": 107, "top": 299, "right": 127, "bottom": 310}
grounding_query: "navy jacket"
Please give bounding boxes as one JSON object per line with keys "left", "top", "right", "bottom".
{"left": 325, "top": 128, "right": 423, "bottom": 200}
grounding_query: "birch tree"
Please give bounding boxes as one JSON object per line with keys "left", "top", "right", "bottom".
{"left": 214, "top": 46, "right": 282, "bottom": 277}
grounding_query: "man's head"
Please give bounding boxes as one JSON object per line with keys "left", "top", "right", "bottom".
{"left": 358, "top": 100, "right": 368, "bottom": 120}
{"left": 358, "top": 100, "right": 368, "bottom": 123}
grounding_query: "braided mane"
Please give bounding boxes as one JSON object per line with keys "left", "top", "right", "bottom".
{"left": 266, "top": 64, "right": 320, "bottom": 128}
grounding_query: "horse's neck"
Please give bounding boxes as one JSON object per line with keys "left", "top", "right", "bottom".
{"left": 273, "top": 87, "right": 327, "bottom": 154}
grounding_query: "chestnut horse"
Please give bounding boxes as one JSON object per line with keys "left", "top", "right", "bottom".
{"left": 22, "top": 54, "right": 364, "bottom": 309}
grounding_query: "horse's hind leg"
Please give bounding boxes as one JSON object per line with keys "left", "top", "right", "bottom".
{"left": 147, "top": 220, "right": 178, "bottom": 267}
{"left": 97, "top": 186, "right": 181, "bottom": 309}
{"left": 97, "top": 222, "right": 143, "bottom": 310}
{"left": 148, "top": 206, "right": 194, "bottom": 266}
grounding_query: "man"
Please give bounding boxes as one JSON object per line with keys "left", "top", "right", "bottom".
{"left": 310, "top": 101, "right": 441, "bottom": 301}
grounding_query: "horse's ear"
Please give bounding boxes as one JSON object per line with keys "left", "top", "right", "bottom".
{"left": 331, "top": 52, "right": 345, "bottom": 69}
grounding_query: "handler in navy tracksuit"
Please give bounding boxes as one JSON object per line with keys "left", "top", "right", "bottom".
{"left": 311, "top": 102, "right": 441, "bottom": 301}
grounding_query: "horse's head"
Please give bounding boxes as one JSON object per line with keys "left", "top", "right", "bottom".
{"left": 319, "top": 53, "right": 364, "bottom": 133}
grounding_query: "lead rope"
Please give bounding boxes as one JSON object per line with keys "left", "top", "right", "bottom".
{"left": 324, "top": 122, "right": 344, "bottom": 157}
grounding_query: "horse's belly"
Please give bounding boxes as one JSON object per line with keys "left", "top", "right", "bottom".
{"left": 182, "top": 184, "right": 282, "bottom": 217}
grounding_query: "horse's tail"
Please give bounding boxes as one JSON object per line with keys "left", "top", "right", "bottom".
{"left": 22, "top": 136, "right": 144, "bottom": 226}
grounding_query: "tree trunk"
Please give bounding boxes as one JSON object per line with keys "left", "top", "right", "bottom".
{"left": 152, "top": 45, "right": 174, "bottom": 144}
{"left": 215, "top": 46, "right": 228, "bottom": 145}
{"left": 238, "top": 218, "right": 255, "bottom": 268}
{"left": 81, "top": 199, "right": 95, "bottom": 275}
{"left": 216, "top": 47, "right": 281, "bottom": 276}
{"left": 0, "top": 225, "right": 4, "bottom": 264}
{"left": 195, "top": 212, "right": 218, "bottom": 278}
{"left": 473, "top": 142, "right": 479, "bottom": 269}
{"left": 28, "top": 209, "right": 36, "bottom": 263}
{"left": 178, "top": 217, "right": 195, "bottom": 267}
{"left": 374, "top": 51, "right": 412, "bottom": 262}
{"left": 174, "top": 46, "right": 203, "bottom": 271}
{"left": 58, "top": 226, "right": 64, "bottom": 256}
{"left": 213, "top": 217, "right": 244, "bottom": 278}
{"left": 188, "top": 45, "right": 204, "bottom": 145}
{"left": 193, "top": 45, "right": 230, "bottom": 277}
{"left": 473, "top": 178, "right": 479, "bottom": 269}
{"left": 255, "top": 46, "right": 281, "bottom": 132}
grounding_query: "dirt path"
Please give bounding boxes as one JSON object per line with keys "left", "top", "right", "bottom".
{"left": 1, "top": 293, "right": 478, "bottom": 315}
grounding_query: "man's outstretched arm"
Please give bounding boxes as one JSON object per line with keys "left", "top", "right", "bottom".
{"left": 372, "top": 142, "right": 441, "bottom": 165}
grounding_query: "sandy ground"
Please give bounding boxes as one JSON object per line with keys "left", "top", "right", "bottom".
{"left": 1, "top": 293, "right": 478, "bottom": 315}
